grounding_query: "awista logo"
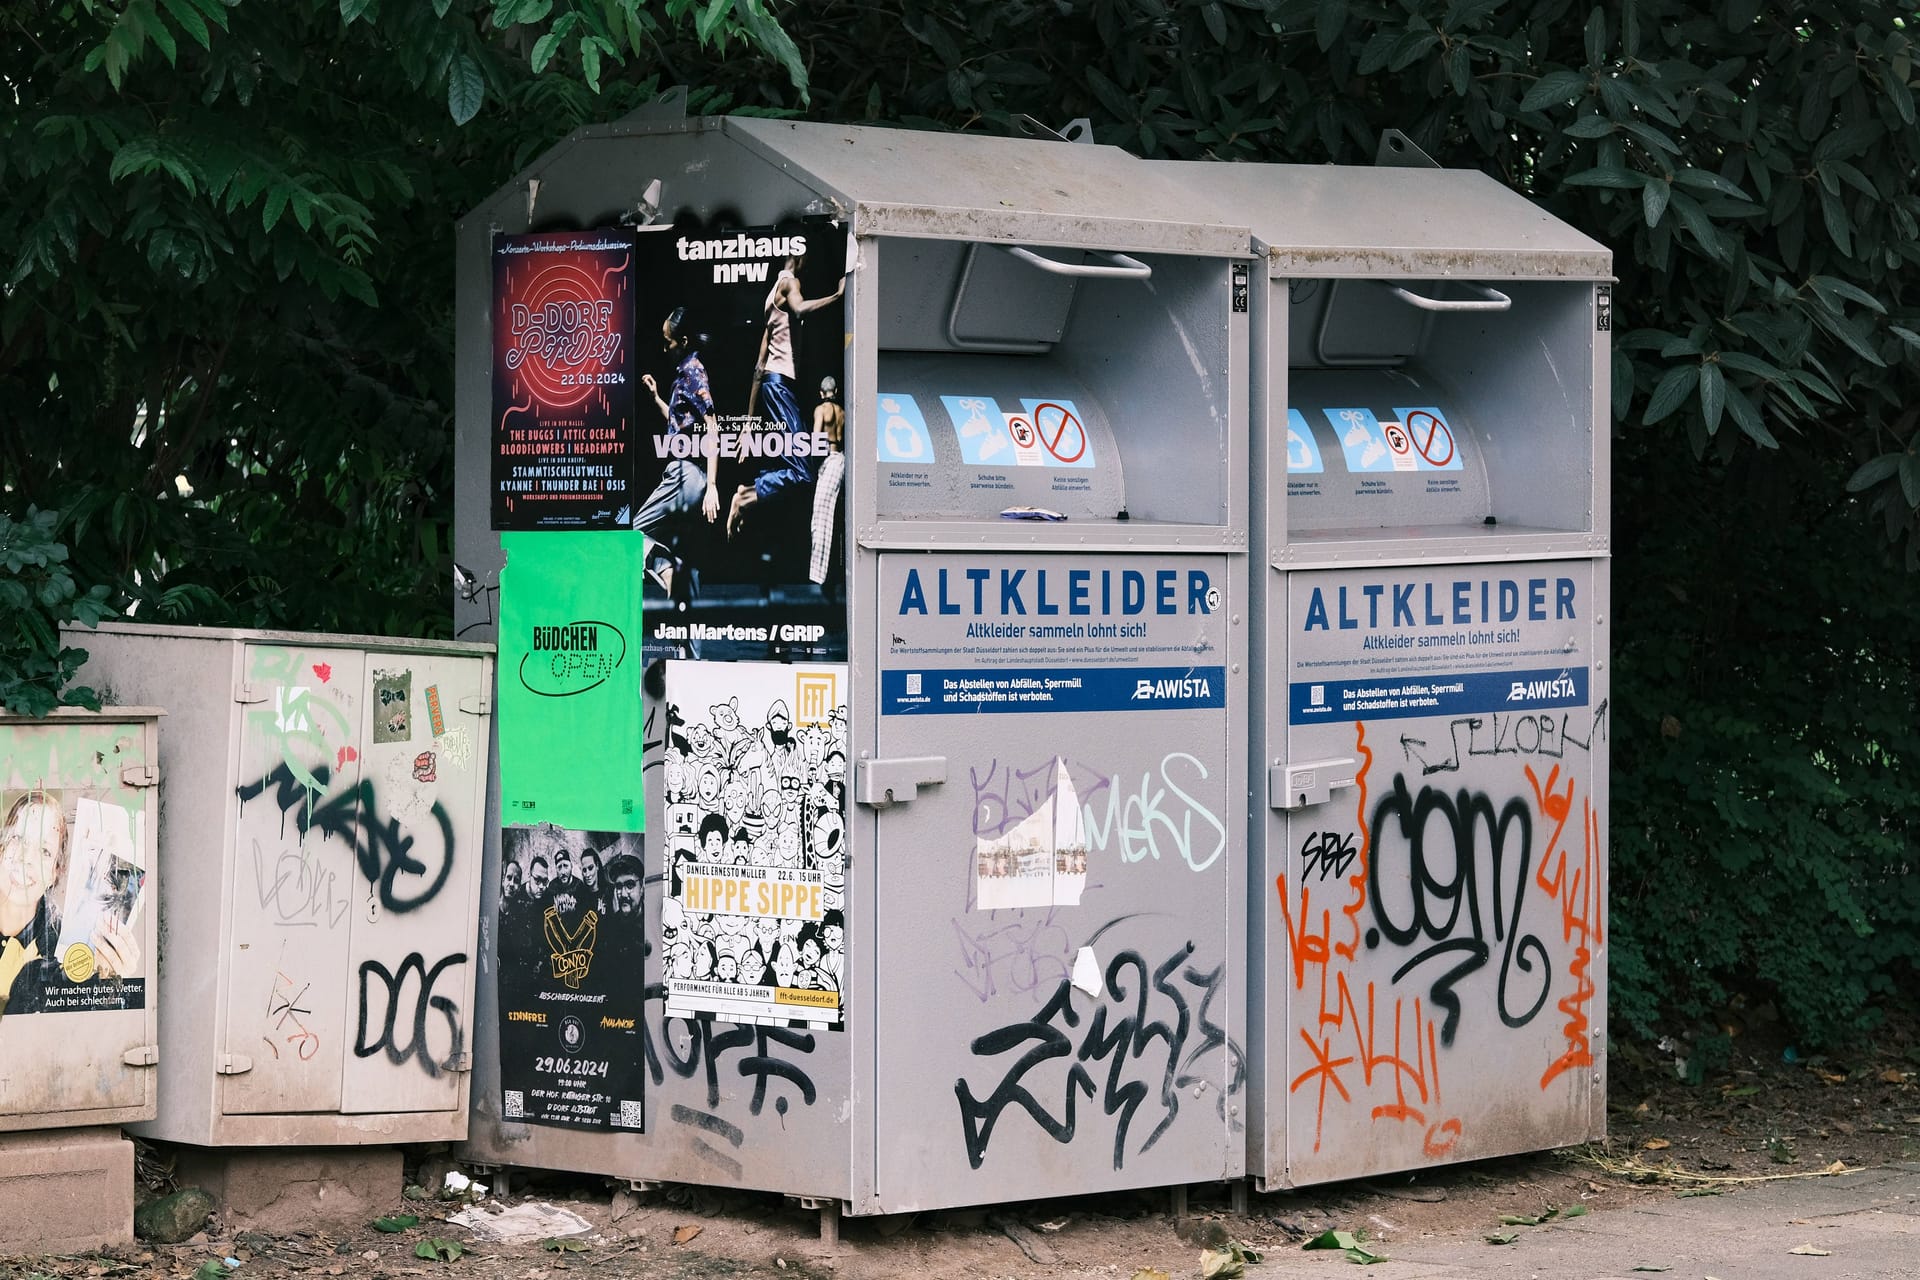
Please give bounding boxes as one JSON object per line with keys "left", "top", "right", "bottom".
{"left": 1132, "top": 674, "right": 1214, "bottom": 701}
{"left": 1507, "top": 673, "right": 1578, "bottom": 702}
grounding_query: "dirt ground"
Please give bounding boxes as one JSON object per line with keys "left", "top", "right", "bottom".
{"left": 9, "top": 1018, "right": 1918, "bottom": 1280}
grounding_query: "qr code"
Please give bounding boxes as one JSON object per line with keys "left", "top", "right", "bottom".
{"left": 905, "top": 672, "right": 923, "bottom": 695}
{"left": 616, "top": 1099, "right": 644, "bottom": 1129}
{"left": 503, "top": 1089, "right": 524, "bottom": 1118}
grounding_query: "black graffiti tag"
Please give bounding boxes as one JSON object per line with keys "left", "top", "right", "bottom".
{"left": 355, "top": 951, "right": 466, "bottom": 1076}
{"left": 238, "top": 763, "right": 455, "bottom": 913}
{"left": 1366, "top": 774, "right": 1550, "bottom": 1045}
{"left": 954, "top": 943, "right": 1243, "bottom": 1171}
{"left": 1299, "top": 829, "right": 1358, "bottom": 881}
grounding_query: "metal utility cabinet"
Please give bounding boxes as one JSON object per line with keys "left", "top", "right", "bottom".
{"left": 0, "top": 708, "right": 161, "bottom": 1129}
{"left": 1158, "top": 148, "right": 1612, "bottom": 1187}
{"left": 454, "top": 105, "right": 1252, "bottom": 1216}
{"left": 77, "top": 625, "right": 494, "bottom": 1145}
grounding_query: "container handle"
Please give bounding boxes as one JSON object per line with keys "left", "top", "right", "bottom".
{"left": 1002, "top": 247, "right": 1153, "bottom": 280}
{"left": 1385, "top": 282, "right": 1512, "bottom": 312}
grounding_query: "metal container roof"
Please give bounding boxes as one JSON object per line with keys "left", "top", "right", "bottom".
{"left": 1153, "top": 159, "right": 1611, "bottom": 279}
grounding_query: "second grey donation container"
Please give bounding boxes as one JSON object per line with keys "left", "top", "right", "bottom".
{"left": 1154, "top": 155, "right": 1613, "bottom": 1189}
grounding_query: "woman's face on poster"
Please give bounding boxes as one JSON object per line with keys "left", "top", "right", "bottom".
{"left": 0, "top": 798, "right": 64, "bottom": 919}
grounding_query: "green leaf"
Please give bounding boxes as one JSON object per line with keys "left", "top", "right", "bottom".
{"left": 1304, "top": 1229, "right": 1362, "bottom": 1251}
{"left": 447, "top": 52, "right": 484, "bottom": 124}
{"left": 1563, "top": 113, "right": 1616, "bottom": 139}
{"left": 1562, "top": 1204, "right": 1590, "bottom": 1218}
{"left": 1486, "top": 1229, "right": 1520, "bottom": 1245}
{"left": 416, "top": 1238, "right": 464, "bottom": 1263}
{"left": 1808, "top": 275, "right": 1887, "bottom": 315}
{"left": 1314, "top": 0, "right": 1347, "bottom": 52}
{"left": 1584, "top": 8, "right": 1606, "bottom": 64}
{"left": 696, "top": 0, "right": 731, "bottom": 42}
{"left": 1699, "top": 361, "right": 1726, "bottom": 435}
{"left": 1643, "top": 364, "right": 1700, "bottom": 424}
{"left": 530, "top": 30, "right": 562, "bottom": 74}
{"left": 1565, "top": 165, "right": 1643, "bottom": 188}
{"left": 1901, "top": 454, "right": 1920, "bottom": 507}
{"left": 191, "top": 1263, "right": 228, "bottom": 1280}
{"left": 158, "top": 0, "right": 211, "bottom": 48}
{"left": 579, "top": 36, "right": 601, "bottom": 92}
{"left": 1672, "top": 167, "right": 1749, "bottom": 200}
{"left": 340, "top": 0, "right": 375, "bottom": 22}
{"left": 374, "top": 1214, "right": 420, "bottom": 1233}
{"left": 1643, "top": 178, "right": 1670, "bottom": 226}
{"left": 1521, "top": 68, "right": 1588, "bottom": 111}
{"left": 541, "top": 1238, "right": 588, "bottom": 1253}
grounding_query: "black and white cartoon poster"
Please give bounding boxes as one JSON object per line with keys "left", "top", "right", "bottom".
{"left": 661, "top": 660, "right": 846, "bottom": 1027}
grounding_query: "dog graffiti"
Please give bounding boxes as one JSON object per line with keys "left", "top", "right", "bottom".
{"left": 238, "top": 763, "right": 455, "bottom": 914}
{"left": 953, "top": 942, "right": 1244, "bottom": 1171}
{"left": 354, "top": 951, "right": 466, "bottom": 1076}
{"left": 1398, "top": 701, "right": 1609, "bottom": 776}
{"left": 1364, "top": 773, "right": 1551, "bottom": 1046}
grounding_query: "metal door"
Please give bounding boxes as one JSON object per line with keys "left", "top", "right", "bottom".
{"left": 870, "top": 551, "right": 1242, "bottom": 1209}
{"left": 224, "top": 644, "right": 366, "bottom": 1113}
{"left": 339, "top": 651, "right": 489, "bottom": 1113}
{"left": 1276, "top": 561, "right": 1603, "bottom": 1183}
{"left": 0, "top": 713, "right": 159, "bottom": 1125}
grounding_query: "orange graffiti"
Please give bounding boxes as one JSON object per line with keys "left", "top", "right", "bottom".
{"left": 1528, "top": 763, "right": 1601, "bottom": 1089}
{"left": 1280, "top": 723, "right": 1461, "bottom": 1153}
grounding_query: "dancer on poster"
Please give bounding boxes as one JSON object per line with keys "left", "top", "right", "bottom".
{"left": 636, "top": 306, "right": 720, "bottom": 601}
{"left": 725, "top": 251, "right": 846, "bottom": 537}
{"left": 662, "top": 661, "right": 847, "bottom": 1026}
{"left": 808, "top": 375, "right": 846, "bottom": 590}
{"left": 497, "top": 826, "right": 646, "bottom": 1131}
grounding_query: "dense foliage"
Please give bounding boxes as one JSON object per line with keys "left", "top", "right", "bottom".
{"left": 4, "top": 0, "right": 1917, "bottom": 1044}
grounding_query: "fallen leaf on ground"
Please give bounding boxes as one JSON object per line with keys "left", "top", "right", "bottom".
{"left": 540, "top": 1239, "right": 587, "bottom": 1254}
{"left": 373, "top": 1216, "right": 419, "bottom": 1234}
{"left": 1629, "top": 1268, "right": 1671, "bottom": 1274}
{"left": 672, "top": 1225, "right": 702, "bottom": 1246}
{"left": 1485, "top": 1230, "right": 1519, "bottom": 1245}
{"left": 1562, "top": 1204, "right": 1590, "bottom": 1218}
{"left": 1823, "top": 1160, "right": 1849, "bottom": 1174}
{"left": 1642, "top": 1137, "right": 1671, "bottom": 1151}
{"left": 414, "top": 1239, "right": 463, "bottom": 1263}
{"left": 1788, "top": 1244, "right": 1831, "bottom": 1256}
{"left": 1130, "top": 1270, "right": 1169, "bottom": 1280}
{"left": 1879, "top": 1068, "right": 1908, "bottom": 1084}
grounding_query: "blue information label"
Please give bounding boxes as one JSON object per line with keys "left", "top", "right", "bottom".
{"left": 883, "top": 665, "right": 1227, "bottom": 715}
{"left": 1289, "top": 667, "right": 1588, "bottom": 723}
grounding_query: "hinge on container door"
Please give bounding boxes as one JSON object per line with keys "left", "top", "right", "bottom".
{"left": 122, "top": 1044, "right": 159, "bottom": 1067}
{"left": 215, "top": 1053, "right": 253, "bottom": 1076}
{"left": 855, "top": 757, "right": 947, "bottom": 808}
{"left": 120, "top": 763, "right": 159, "bottom": 788}
{"left": 1269, "top": 758, "right": 1359, "bottom": 810}
{"left": 443, "top": 1051, "right": 473, "bottom": 1073}
{"left": 234, "top": 682, "right": 268, "bottom": 705}
{"left": 458, "top": 694, "right": 492, "bottom": 716}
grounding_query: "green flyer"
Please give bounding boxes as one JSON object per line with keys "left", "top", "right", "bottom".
{"left": 498, "top": 532, "right": 646, "bottom": 832}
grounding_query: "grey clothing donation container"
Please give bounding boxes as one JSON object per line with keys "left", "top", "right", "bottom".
{"left": 453, "top": 102, "right": 1253, "bottom": 1218}
{"left": 77, "top": 624, "right": 495, "bottom": 1145}
{"left": 0, "top": 707, "right": 162, "bottom": 1129}
{"left": 1153, "top": 154, "right": 1613, "bottom": 1188}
